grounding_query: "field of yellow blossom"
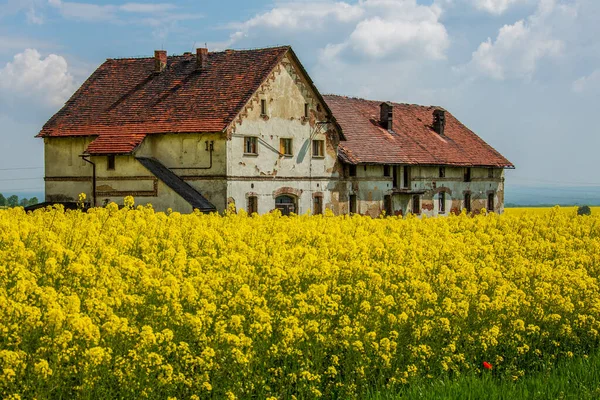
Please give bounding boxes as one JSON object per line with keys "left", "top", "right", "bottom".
{"left": 1, "top": 202, "right": 599, "bottom": 399}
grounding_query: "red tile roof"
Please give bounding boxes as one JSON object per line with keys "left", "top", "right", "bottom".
{"left": 38, "top": 46, "right": 291, "bottom": 138}
{"left": 324, "top": 95, "right": 513, "bottom": 168}
{"left": 85, "top": 134, "right": 146, "bottom": 155}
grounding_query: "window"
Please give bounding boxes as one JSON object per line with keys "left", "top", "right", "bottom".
{"left": 403, "top": 166, "right": 410, "bottom": 189}
{"left": 348, "top": 165, "right": 357, "bottom": 177}
{"left": 412, "top": 195, "right": 420, "bottom": 214}
{"left": 439, "top": 192, "right": 446, "bottom": 214}
{"left": 393, "top": 166, "right": 398, "bottom": 188}
{"left": 107, "top": 155, "right": 115, "bottom": 171}
{"left": 384, "top": 195, "right": 392, "bottom": 216}
{"left": 439, "top": 167, "right": 446, "bottom": 178}
{"left": 464, "top": 193, "right": 472, "bottom": 213}
{"left": 304, "top": 103, "right": 309, "bottom": 118}
{"left": 247, "top": 196, "right": 258, "bottom": 214}
{"left": 488, "top": 168, "right": 494, "bottom": 179}
{"left": 312, "top": 140, "right": 324, "bottom": 157}
{"left": 275, "top": 195, "right": 296, "bottom": 216}
{"left": 349, "top": 194, "right": 357, "bottom": 214}
{"left": 464, "top": 167, "right": 472, "bottom": 182}
{"left": 260, "top": 99, "right": 267, "bottom": 116}
{"left": 488, "top": 192, "right": 495, "bottom": 212}
{"left": 383, "top": 165, "right": 391, "bottom": 177}
{"left": 244, "top": 137, "right": 258, "bottom": 155}
{"left": 280, "top": 138, "right": 293, "bottom": 157}
{"left": 313, "top": 196, "right": 323, "bottom": 215}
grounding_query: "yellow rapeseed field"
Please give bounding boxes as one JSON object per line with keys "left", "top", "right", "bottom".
{"left": 1, "top": 201, "right": 599, "bottom": 399}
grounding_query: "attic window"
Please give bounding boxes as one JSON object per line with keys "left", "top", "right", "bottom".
{"left": 439, "top": 167, "right": 445, "bottom": 178}
{"left": 304, "top": 103, "right": 309, "bottom": 118}
{"left": 348, "top": 165, "right": 357, "bottom": 177}
{"left": 383, "top": 165, "right": 391, "bottom": 177}
{"left": 488, "top": 168, "right": 494, "bottom": 179}
{"left": 107, "top": 155, "right": 115, "bottom": 171}
{"left": 464, "top": 167, "right": 471, "bottom": 182}
{"left": 261, "top": 99, "right": 267, "bottom": 116}
{"left": 433, "top": 109, "right": 446, "bottom": 136}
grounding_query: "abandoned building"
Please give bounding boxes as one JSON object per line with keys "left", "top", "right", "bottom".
{"left": 37, "top": 46, "right": 514, "bottom": 216}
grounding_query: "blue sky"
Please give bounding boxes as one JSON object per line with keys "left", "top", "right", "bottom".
{"left": 1, "top": 0, "right": 599, "bottom": 198}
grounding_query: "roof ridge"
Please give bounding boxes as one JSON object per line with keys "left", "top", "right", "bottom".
{"left": 106, "top": 45, "right": 293, "bottom": 61}
{"left": 323, "top": 94, "right": 441, "bottom": 109}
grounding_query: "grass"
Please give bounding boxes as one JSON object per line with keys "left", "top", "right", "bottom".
{"left": 367, "top": 352, "right": 600, "bottom": 399}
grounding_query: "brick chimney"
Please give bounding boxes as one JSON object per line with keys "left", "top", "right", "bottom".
{"left": 433, "top": 109, "right": 446, "bottom": 136}
{"left": 154, "top": 50, "right": 167, "bottom": 73}
{"left": 197, "top": 48, "right": 208, "bottom": 70}
{"left": 380, "top": 102, "right": 393, "bottom": 131}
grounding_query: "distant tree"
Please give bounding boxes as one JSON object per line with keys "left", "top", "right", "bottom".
{"left": 578, "top": 205, "right": 592, "bottom": 216}
{"left": 19, "top": 198, "right": 29, "bottom": 207}
{"left": 7, "top": 195, "right": 18, "bottom": 207}
{"left": 0, "top": 193, "right": 6, "bottom": 207}
{"left": 29, "top": 197, "right": 39, "bottom": 206}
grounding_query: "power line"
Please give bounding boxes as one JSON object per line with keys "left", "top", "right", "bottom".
{"left": 0, "top": 187, "right": 44, "bottom": 193}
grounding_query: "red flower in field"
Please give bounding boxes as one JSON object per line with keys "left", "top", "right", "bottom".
{"left": 483, "top": 361, "right": 493, "bottom": 370}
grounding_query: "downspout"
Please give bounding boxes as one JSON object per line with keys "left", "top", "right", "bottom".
{"left": 81, "top": 155, "right": 97, "bottom": 207}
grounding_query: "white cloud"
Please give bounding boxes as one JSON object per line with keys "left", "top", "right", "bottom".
{"left": 572, "top": 69, "right": 600, "bottom": 93}
{"left": 470, "top": 0, "right": 529, "bottom": 14}
{"left": 47, "top": 1, "right": 184, "bottom": 22}
{"left": 26, "top": 6, "right": 44, "bottom": 24}
{"left": 462, "top": 0, "right": 575, "bottom": 80}
{"left": 0, "top": 49, "right": 77, "bottom": 108}
{"left": 231, "top": 1, "right": 364, "bottom": 30}
{"left": 225, "top": 0, "right": 449, "bottom": 62}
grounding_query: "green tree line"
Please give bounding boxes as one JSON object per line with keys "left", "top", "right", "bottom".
{"left": 0, "top": 193, "right": 39, "bottom": 208}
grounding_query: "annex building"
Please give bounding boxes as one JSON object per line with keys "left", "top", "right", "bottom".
{"left": 37, "top": 46, "right": 513, "bottom": 217}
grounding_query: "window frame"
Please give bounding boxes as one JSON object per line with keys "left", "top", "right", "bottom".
{"left": 412, "top": 195, "right": 421, "bottom": 215}
{"left": 383, "top": 165, "right": 391, "bottom": 177}
{"left": 260, "top": 99, "right": 267, "bottom": 116}
{"left": 464, "top": 192, "right": 472, "bottom": 213}
{"left": 107, "top": 155, "right": 116, "bottom": 171}
{"left": 439, "top": 167, "right": 446, "bottom": 178}
{"left": 244, "top": 136, "right": 258, "bottom": 155}
{"left": 464, "top": 167, "right": 472, "bottom": 183}
{"left": 312, "top": 139, "right": 325, "bottom": 158}
{"left": 280, "top": 138, "right": 293, "bottom": 157}
{"left": 349, "top": 194, "right": 357, "bottom": 214}
{"left": 348, "top": 165, "right": 357, "bottom": 177}
{"left": 439, "top": 191, "right": 446, "bottom": 214}
{"left": 487, "top": 192, "right": 495, "bottom": 212}
{"left": 247, "top": 196, "right": 258, "bottom": 214}
{"left": 313, "top": 195, "right": 323, "bottom": 215}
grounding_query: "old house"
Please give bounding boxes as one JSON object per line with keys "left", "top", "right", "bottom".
{"left": 37, "top": 46, "right": 513, "bottom": 216}
{"left": 324, "top": 95, "right": 514, "bottom": 216}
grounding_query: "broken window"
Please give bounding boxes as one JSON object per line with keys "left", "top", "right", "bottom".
{"left": 349, "top": 194, "right": 357, "bottom": 214}
{"left": 260, "top": 99, "right": 267, "bottom": 116}
{"left": 244, "top": 137, "right": 258, "bottom": 155}
{"left": 312, "top": 140, "right": 324, "bottom": 157}
{"left": 412, "top": 195, "right": 420, "bottom": 215}
{"left": 488, "top": 192, "right": 494, "bottom": 212}
{"left": 439, "top": 167, "right": 446, "bottom": 178}
{"left": 439, "top": 192, "right": 446, "bottom": 214}
{"left": 464, "top": 167, "right": 472, "bottom": 182}
{"left": 107, "top": 155, "right": 115, "bottom": 171}
{"left": 275, "top": 195, "right": 296, "bottom": 216}
{"left": 247, "top": 196, "right": 258, "bottom": 214}
{"left": 304, "top": 103, "right": 309, "bottom": 118}
{"left": 403, "top": 166, "right": 410, "bottom": 189}
{"left": 488, "top": 168, "right": 494, "bottom": 179}
{"left": 348, "top": 165, "right": 357, "bottom": 177}
{"left": 464, "top": 192, "right": 472, "bottom": 213}
{"left": 313, "top": 196, "right": 323, "bottom": 215}
{"left": 384, "top": 195, "right": 392, "bottom": 216}
{"left": 280, "top": 138, "right": 293, "bottom": 156}
{"left": 383, "top": 165, "right": 391, "bottom": 177}
{"left": 393, "top": 166, "right": 398, "bottom": 188}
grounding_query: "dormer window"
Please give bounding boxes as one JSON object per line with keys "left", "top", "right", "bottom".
{"left": 433, "top": 109, "right": 446, "bottom": 136}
